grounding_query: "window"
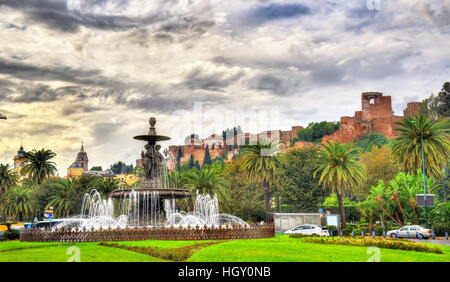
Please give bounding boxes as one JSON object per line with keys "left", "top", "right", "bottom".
{"left": 410, "top": 226, "right": 417, "bottom": 231}
{"left": 400, "top": 227, "right": 409, "bottom": 231}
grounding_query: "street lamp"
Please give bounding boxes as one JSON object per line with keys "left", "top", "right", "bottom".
{"left": 412, "top": 119, "right": 428, "bottom": 228}
{"left": 420, "top": 133, "right": 429, "bottom": 228}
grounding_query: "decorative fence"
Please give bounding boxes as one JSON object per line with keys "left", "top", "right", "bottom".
{"left": 20, "top": 224, "right": 275, "bottom": 242}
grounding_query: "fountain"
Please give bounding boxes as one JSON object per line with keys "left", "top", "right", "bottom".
{"left": 21, "top": 117, "right": 274, "bottom": 242}
{"left": 53, "top": 117, "right": 248, "bottom": 229}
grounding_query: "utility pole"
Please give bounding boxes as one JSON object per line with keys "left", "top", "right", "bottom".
{"left": 421, "top": 134, "right": 429, "bottom": 228}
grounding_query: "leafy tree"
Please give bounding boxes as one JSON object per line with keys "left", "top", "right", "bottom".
{"left": 369, "top": 170, "right": 440, "bottom": 226}
{"left": 89, "top": 177, "right": 119, "bottom": 197}
{"left": 314, "top": 141, "right": 366, "bottom": 228}
{"left": 0, "top": 164, "right": 19, "bottom": 221}
{"left": 1, "top": 186, "right": 33, "bottom": 221}
{"left": 392, "top": 115, "right": 450, "bottom": 180}
{"left": 423, "top": 82, "right": 450, "bottom": 118}
{"left": 47, "top": 179, "right": 74, "bottom": 218}
{"left": 278, "top": 147, "right": 327, "bottom": 212}
{"left": 176, "top": 147, "right": 182, "bottom": 170}
{"left": 22, "top": 149, "right": 57, "bottom": 184}
{"left": 189, "top": 154, "right": 195, "bottom": 169}
{"left": 203, "top": 145, "right": 212, "bottom": 167}
{"left": 355, "top": 132, "right": 388, "bottom": 152}
{"left": 357, "top": 146, "right": 399, "bottom": 200}
{"left": 0, "top": 164, "right": 18, "bottom": 195}
{"left": 240, "top": 142, "right": 282, "bottom": 222}
{"left": 90, "top": 166, "right": 103, "bottom": 171}
{"left": 109, "top": 161, "right": 133, "bottom": 174}
{"left": 194, "top": 160, "right": 201, "bottom": 170}
{"left": 356, "top": 199, "right": 380, "bottom": 233}
{"left": 294, "top": 121, "right": 340, "bottom": 143}
{"left": 183, "top": 168, "right": 230, "bottom": 210}
{"left": 224, "top": 156, "right": 265, "bottom": 221}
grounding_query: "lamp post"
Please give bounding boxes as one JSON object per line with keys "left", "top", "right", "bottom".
{"left": 421, "top": 133, "right": 429, "bottom": 228}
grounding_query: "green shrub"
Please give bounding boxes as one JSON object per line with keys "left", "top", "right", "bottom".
{"left": 303, "top": 237, "right": 443, "bottom": 254}
{"left": 3, "top": 230, "right": 20, "bottom": 240}
{"left": 431, "top": 221, "right": 450, "bottom": 236}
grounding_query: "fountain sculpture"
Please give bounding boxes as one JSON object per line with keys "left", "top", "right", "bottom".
{"left": 52, "top": 117, "right": 247, "bottom": 230}
{"left": 21, "top": 117, "right": 274, "bottom": 242}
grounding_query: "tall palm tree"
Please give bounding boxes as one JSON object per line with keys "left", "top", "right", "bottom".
{"left": 1, "top": 186, "right": 33, "bottom": 221}
{"left": 314, "top": 141, "right": 366, "bottom": 228}
{"left": 0, "top": 164, "right": 18, "bottom": 195}
{"left": 22, "top": 149, "right": 57, "bottom": 185}
{"left": 392, "top": 115, "right": 450, "bottom": 180}
{"left": 183, "top": 168, "right": 230, "bottom": 211}
{"left": 239, "top": 142, "right": 282, "bottom": 222}
{"left": 89, "top": 177, "right": 119, "bottom": 197}
{"left": 0, "top": 164, "right": 19, "bottom": 221}
{"left": 47, "top": 179, "right": 74, "bottom": 218}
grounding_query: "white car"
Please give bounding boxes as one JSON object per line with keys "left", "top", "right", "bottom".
{"left": 284, "top": 224, "right": 329, "bottom": 236}
{"left": 386, "top": 225, "right": 432, "bottom": 239}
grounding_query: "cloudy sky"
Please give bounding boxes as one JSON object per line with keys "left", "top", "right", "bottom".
{"left": 0, "top": 0, "right": 449, "bottom": 175}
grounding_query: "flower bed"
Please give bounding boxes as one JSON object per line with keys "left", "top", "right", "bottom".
{"left": 300, "top": 237, "right": 443, "bottom": 254}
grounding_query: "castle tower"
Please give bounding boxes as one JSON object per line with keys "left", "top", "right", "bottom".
{"left": 75, "top": 141, "right": 89, "bottom": 171}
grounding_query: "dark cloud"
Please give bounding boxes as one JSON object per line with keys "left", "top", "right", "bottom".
{"left": 248, "top": 74, "right": 289, "bottom": 95}
{"left": 0, "top": 0, "right": 214, "bottom": 35}
{"left": 245, "top": 2, "right": 311, "bottom": 25}
{"left": 180, "top": 67, "right": 245, "bottom": 92}
{"left": 0, "top": 58, "right": 128, "bottom": 91}
{"left": 116, "top": 91, "right": 230, "bottom": 113}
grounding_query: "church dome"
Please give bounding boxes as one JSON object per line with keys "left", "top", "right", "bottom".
{"left": 76, "top": 143, "right": 88, "bottom": 162}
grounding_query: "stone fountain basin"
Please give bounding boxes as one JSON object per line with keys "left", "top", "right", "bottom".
{"left": 110, "top": 188, "right": 192, "bottom": 199}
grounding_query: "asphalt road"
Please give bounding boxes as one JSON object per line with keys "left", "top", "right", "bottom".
{"left": 410, "top": 239, "right": 450, "bottom": 246}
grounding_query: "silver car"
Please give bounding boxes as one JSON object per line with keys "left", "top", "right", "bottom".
{"left": 386, "top": 225, "right": 432, "bottom": 239}
{"left": 284, "top": 224, "right": 330, "bottom": 236}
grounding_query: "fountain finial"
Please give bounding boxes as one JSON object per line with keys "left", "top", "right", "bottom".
{"left": 149, "top": 117, "right": 156, "bottom": 136}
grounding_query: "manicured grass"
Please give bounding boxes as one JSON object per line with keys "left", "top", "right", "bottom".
{"left": 1, "top": 236, "right": 449, "bottom": 262}
{"left": 111, "top": 239, "right": 219, "bottom": 249}
{"left": 187, "top": 236, "right": 450, "bottom": 262}
{"left": 0, "top": 242, "right": 166, "bottom": 262}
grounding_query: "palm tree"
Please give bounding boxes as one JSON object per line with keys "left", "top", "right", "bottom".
{"left": 89, "top": 177, "right": 119, "bottom": 197}
{"left": 0, "top": 164, "right": 19, "bottom": 221}
{"left": 47, "top": 179, "right": 74, "bottom": 218}
{"left": 1, "top": 186, "right": 33, "bottom": 221}
{"left": 314, "top": 141, "right": 366, "bottom": 228}
{"left": 183, "top": 168, "right": 230, "bottom": 211}
{"left": 22, "top": 149, "right": 57, "bottom": 185}
{"left": 239, "top": 142, "right": 282, "bottom": 222}
{"left": 392, "top": 115, "right": 450, "bottom": 180}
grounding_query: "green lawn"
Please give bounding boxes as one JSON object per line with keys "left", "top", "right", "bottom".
{"left": 0, "top": 236, "right": 449, "bottom": 262}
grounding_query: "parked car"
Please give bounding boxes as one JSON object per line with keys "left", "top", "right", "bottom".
{"left": 386, "top": 225, "right": 432, "bottom": 239}
{"left": 284, "top": 224, "right": 329, "bottom": 236}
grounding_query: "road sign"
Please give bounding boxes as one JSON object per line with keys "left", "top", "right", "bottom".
{"left": 416, "top": 194, "right": 434, "bottom": 207}
{"left": 319, "top": 208, "right": 323, "bottom": 214}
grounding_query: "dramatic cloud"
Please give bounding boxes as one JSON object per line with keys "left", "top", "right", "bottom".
{"left": 0, "top": 0, "right": 449, "bottom": 174}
